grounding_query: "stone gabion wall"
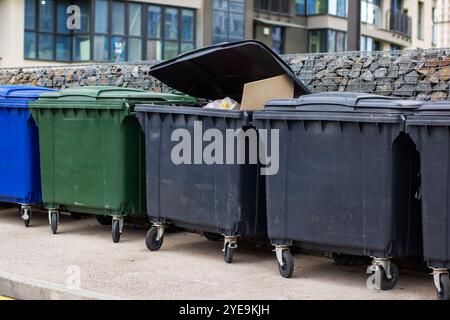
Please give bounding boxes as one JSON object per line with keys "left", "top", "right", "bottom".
{"left": 1, "top": 48, "right": 450, "bottom": 101}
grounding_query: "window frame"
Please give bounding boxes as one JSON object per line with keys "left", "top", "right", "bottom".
{"left": 212, "top": 0, "right": 246, "bottom": 44}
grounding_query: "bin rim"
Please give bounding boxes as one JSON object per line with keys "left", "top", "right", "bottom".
{"left": 135, "top": 104, "right": 245, "bottom": 119}
{"left": 149, "top": 40, "right": 310, "bottom": 102}
{"left": 0, "top": 85, "right": 54, "bottom": 100}
{"left": 262, "top": 92, "right": 420, "bottom": 114}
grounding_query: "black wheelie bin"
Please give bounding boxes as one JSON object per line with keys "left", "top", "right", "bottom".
{"left": 253, "top": 92, "right": 422, "bottom": 290}
{"left": 135, "top": 40, "right": 309, "bottom": 263}
{"left": 406, "top": 102, "right": 450, "bottom": 300}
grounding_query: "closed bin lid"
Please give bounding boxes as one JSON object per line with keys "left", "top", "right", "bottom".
{"left": 33, "top": 86, "right": 197, "bottom": 105}
{"left": 264, "top": 92, "right": 420, "bottom": 114}
{"left": 149, "top": 40, "right": 310, "bottom": 102}
{"left": 0, "top": 85, "right": 54, "bottom": 103}
{"left": 410, "top": 101, "right": 450, "bottom": 116}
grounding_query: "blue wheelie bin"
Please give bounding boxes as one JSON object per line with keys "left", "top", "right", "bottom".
{"left": 0, "top": 85, "right": 54, "bottom": 226}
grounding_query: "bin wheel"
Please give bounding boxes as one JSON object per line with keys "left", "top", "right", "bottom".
{"left": 96, "top": 215, "right": 112, "bottom": 226}
{"left": 204, "top": 232, "right": 223, "bottom": 242}
{"left": 332, "top": 253, "right": 353, "bottom": 266}
{"left": 437, "top": 274, "right": 450, "bottom": 301}
{"left": 224, "top": 243, "right": 234, "bottom": 264}
{"left": 146, "top": 227, "right": 164, "bottom": 251}
{"left": 71, "top": 212, "right": 83, "bottom": 220}
{"left": 278, "top": 250, "right": 294, "bottom": 278}
{"left": 50, "top": 212, "right": 58, "bottom": 235}
{"left": 379, "top": 263, "right": 400, "bottom": 291}
{"left": 112, "top": 220, "right": 122, "bottom": 243}
{"left": 21, "top": 207, "right": 31, "bottom": 228}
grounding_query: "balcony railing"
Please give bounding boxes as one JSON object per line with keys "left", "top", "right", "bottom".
{"left": 254, "top": 0, "right": 293, "bottom": 17}
{"left": 387, "top": 9, "right": 412, "bottom": 38}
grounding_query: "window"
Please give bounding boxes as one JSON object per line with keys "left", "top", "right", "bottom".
{"left": 361, "top": 35, "right": 380, "bottom": 51}
{"left": 272, "top": 26, "right": 284, "bottom": 54}
{"left": 361, "top": 0, "right": 381, "bottom": 26}
{"left": 432, "top": 7, "right": 437, "bottom": 45}
{"left": 296, "top": 0, "right": 306, "bottom": 15}
{"left": 308, "top": 29, "right": 346, "bottom": 53}
{"left": 213, "top": 0, "right": 245, "bottom": 44}
{"left": 328, "top": 0, "right": 347, "bottom": 17}
{"left": 307, "top": 0, "right": 327, "bottom": 15}
{"left": 25, "top": 0, "right": 195, "bottom": 62}
{"left": 418, "top": 1, "right": 424, "bottom": 39}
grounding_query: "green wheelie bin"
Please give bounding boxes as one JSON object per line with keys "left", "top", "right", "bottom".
{"left": 30, "top": 87, "right": 197, "bottom": 242}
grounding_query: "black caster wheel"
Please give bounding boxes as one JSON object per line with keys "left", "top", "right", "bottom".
{"left": 21, "top": 207, "right": 31, "bottom": 228}
{"left": 437, "top": 274, "right": 450, "bottom": 301}
{"left": 379, "top": 263, "right": 400, "bottom": 291}
{"left": 96, "top": 215, "right": 112, "bottom": 226}
{"left": 224, "top": 243, "right": 234, "bottom": 264}
{"left": 112, "top": 220, "right": 122, "bottom": 243}
{"left": 278, "top": 250, "right": 294, "bottom": 278}
{"left": 145, "top": 226, "right": 164, "bottom": 251}
{"left": 50, "top": 212, "right": 58, "bottom": 235}
{"left": 204, "top": 232, "right": 223, "bottom": 242}
{"left": 70, "top": 212, "right": 83, "bottom": 220}
{"left": 332, "top": 253, "right": 353, "bottom": 266}
{"left": 24, "top": 218, "right": 30, "bottom": 228}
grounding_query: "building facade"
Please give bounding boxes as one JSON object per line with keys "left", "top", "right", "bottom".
{"left": 435, "top": 0, "right": 450, "bottom": 47}
{"left": 0, "top": 0, "right": 438, "bottom": 67}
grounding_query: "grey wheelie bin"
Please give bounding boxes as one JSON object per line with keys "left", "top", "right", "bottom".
{"left": 135, "top": 40, "right": 309, "bottom": 263}
{"left": 406, "top": 102, "right": 450, "bottom": 300}
{"left": 253, "top": 92, "right": 422, "bottom": 290}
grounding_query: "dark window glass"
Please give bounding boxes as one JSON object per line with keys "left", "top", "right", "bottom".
{"left": 213, "top": 0, "right": 245, "bottom": 44}
{"left": 147, "top": 40, "right": 162, "bottom": 60}
{"left": 165, "top": 8, "right": 178, "bottom": 40}
{"left": 95, "top": 0, "right": 108, "bottom": 33}
{"left": 38, "top": 34, "right": 54, "bottom": 60}
{"left": 57, "top": 0, "right": 71, "bottom": 34}
{"left": 182, "top": 10, "right": 194, "bottom": 41}
{"left": 181, "top": 42, "right": 195, "bottom": 54}
{"left": 148, "top": 6, "right": 161, "bottom": 38}
{"left": 164, "top": 41, "right": 178, "bottom": 60}
{"left": 39, "top": 0, "right": 54, "bottom": 32}
{"left": 24, "top": 31, "right": 37, "bottom": 59}
{"left": 111, "top": 36, "right": 126, "bottom": 61}
{"left": 73, "top": 35, "right": 90, "bottom": 61}
{"left": 94, "top": 35, "right": 109, "bottom": 61}
{"left": 112, "top": 1, "right": 125, "bottom": 35}
{"left": 296, "top": 0, "right": 306, "bottom": 15}
{"left": 25, "top": 0, "right": 36, "bottom": 30}
{"left": 73, "top": 0, "right": 90, "bottom": 33}
{"left": 129, "top": 3, "right": 142, "bottom": 37}
{"left": 128, "top": 38, "right": 142, "bottom": 61}
{"left": 56, "top": 35, "right": 71, "bottom": 61}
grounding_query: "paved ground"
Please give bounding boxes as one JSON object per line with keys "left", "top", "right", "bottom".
{"left": 0, "top": 207, "right": 437, "bottom": 300}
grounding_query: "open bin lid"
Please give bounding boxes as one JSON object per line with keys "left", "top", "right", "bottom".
{"left": 149, "top": 40, "right": 310, "bottom": 102}
{"left": 264, "top": 92, "right": 420, "bottom": 114}
{"left": 34, "top": 87, "right": 197, "bottom": 105}
{"left": 0, "top": 85, "right": 54, "bottom": 101}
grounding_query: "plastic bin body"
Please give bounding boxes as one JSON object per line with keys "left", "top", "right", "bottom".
{"left": 136, "top": 106, "right": 266, "bottom": 236}
{"left": 254, "top": 93, "right": 422, "bottom": 258}
{"left": 406, "top": 103, "right": 450, "bottom": 269}
{"left": 0, "top": 86, "right": 54, "bottom": 205}
{"left": 30, "top": 87, "right": 195, "bottom": 219}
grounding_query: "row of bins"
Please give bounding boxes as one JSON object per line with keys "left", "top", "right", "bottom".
{"left": 0, "top": 41, "right": 449, "bottom": 299}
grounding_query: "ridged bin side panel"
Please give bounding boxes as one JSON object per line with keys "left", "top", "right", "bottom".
{"left": 32, "top": 106, "right": 145, "bottom": 217}
{"left": 0, "top": 105, "right": 41, "bottom": 204}
{"left": 254, "top": 117, "right": 421, "bottom": 258}
{"left": 137, "top": 108, "right": 266, "bottom": 236}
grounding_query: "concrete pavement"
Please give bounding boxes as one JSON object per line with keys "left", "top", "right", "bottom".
{"left": 0, "top": 207, "right": 437, "bottom": 300}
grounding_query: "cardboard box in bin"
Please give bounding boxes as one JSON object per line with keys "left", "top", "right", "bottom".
{"left": 240, "top": 75, "right": 294, "bottom": 111}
